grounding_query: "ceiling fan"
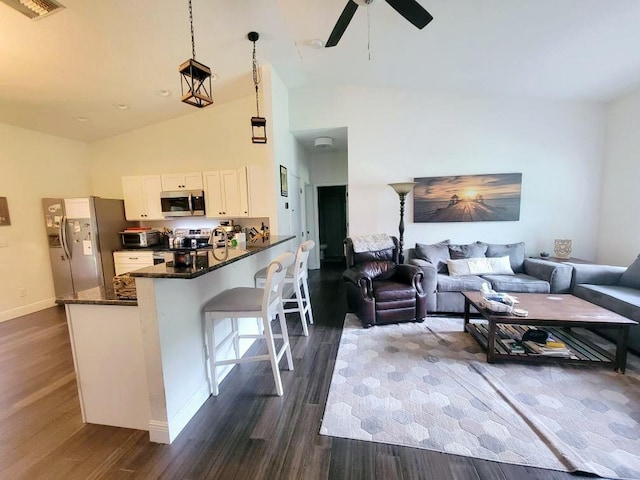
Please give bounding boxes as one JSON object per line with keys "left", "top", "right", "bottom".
{"left": 326, "top": 0, "right": 433, "bottom": 48}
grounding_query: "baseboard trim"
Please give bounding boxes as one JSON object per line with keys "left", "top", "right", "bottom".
{"left": 0, "top": 298, "right": 56, "bottom": 323}
{"left": 148, "top": 382, "right": 210, "bottom": 444}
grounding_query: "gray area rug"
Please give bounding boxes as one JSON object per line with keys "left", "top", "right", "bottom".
{"left": 320, "top": 314, "right": 640, "bottom": 479}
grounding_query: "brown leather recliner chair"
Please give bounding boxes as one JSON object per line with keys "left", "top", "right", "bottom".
{"left": 343, "top": 236, "right": 427, "bottom": 328}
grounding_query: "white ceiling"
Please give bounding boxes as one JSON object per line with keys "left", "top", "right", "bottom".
{"left": 1, "top": 0, "right": 640, "bottom": 144}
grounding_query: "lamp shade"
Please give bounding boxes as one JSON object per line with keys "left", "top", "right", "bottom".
{"left": 388, "top": 182, "right": 417, "bottom": 195}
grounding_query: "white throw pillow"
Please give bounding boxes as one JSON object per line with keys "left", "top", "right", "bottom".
{"left": 446, "top": 256, "right": 514, "bottom": 276}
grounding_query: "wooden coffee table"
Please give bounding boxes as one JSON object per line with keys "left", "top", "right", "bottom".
{"left": 462, "top": 292, "right": 638, "bottom": 373}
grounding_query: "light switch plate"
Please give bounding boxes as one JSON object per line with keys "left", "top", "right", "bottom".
{"left": 0, "top": 237, "right": 8, "bottom": 247}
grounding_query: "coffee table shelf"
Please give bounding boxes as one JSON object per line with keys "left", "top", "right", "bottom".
{"left": 466, "top": 321, "right": 615, "bottom": 366}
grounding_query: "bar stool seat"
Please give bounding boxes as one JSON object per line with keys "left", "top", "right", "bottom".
{"left": 254, "top": 240, "right": 315, "bottom": 336}
{"left": 202, "top": 252, "right": 295, "bottom": 397}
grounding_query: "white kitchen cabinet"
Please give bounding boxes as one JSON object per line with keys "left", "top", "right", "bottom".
{"left": 114, "top": 251, "right": 155, "bottom": 276}
{"left": 121, "top": 175, "right": 164, "bottom": 220}
{"left": 161, "top": 172, "right": 203, "bottom": 191}
{"left": 204, "top": 167, "right": 249, "bottom": 218}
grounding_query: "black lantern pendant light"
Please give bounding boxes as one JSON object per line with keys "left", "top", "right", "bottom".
{"left": 248, "top": 31, "right": 267, "bottom": 144}
{"left": 179, "top": 0, "right": 213, "bottom": 108}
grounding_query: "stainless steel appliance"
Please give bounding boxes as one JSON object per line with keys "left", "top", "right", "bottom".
{"left": 172, "top": 228, "right": 212, "bottom": 249}
{"left": 160, "top": 190, "right": 205, "bottom": 217}
{"left": 120, "top": 229, "right": 161, "bottom": 248}
{"left": 42, "top": 197, "right": 133, "bottom": 297}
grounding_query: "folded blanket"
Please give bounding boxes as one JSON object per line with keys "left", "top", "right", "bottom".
{"left": 351, "top": 234, "right": 394, "bottom": 253}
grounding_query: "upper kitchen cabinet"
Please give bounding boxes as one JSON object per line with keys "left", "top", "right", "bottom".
{"left": 121, "top": 175, "right": 164, "bottom": 220}
{"left": 161, "top": 172, "right": 203, "bottom": 191}
{"left": 203, "top": 168, "right": 249, "bottom": 218}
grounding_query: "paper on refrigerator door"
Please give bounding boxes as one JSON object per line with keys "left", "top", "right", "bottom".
{"left": 82, "top": 240, "right": 93, "bottom": 255}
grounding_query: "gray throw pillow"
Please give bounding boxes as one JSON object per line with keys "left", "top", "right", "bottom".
{"left": 484, "top": 242, "right": 526, "bottom": 273}
{"left": 449, "top": 242, "right": 488, "bottom": 260}
{"left": 620, "top": 254, "right": 640, "bottom": 289}
{"left": 415, "top": 240, "right": 450, "bottom": 273}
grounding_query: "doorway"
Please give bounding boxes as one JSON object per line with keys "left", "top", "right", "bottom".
{"left": 317, "top": 185, "right": 347, "bottom": 265}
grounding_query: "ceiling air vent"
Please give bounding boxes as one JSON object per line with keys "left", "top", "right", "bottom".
{"left": 0, "top": 0, "right": 65, "bottom": 20}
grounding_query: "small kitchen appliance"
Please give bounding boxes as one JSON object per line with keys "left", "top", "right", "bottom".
{"left": 120, "top": 229, "right": 161, "bottom": 248}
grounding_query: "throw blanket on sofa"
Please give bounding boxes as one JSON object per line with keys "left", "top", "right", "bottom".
{"left": 351, "top": 234, "right": 394, "bottom": 253}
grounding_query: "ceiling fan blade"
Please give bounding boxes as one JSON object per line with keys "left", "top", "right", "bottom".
{"left": 326, "top": 0, "right": 359, "bottom": 48}
{"left": 384, "top": 0, "right": 433, "bottom": 29}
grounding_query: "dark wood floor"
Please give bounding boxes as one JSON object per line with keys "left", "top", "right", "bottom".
{"left": 0, "top": 264, "right": 608, "bottom": 479}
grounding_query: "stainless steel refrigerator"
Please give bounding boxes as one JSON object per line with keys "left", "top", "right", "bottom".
{"left": 42, "top": 197, "right": 133, "bottom": 297}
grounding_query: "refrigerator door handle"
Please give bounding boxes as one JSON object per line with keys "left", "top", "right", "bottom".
{"left": 60, "top": 215, "right": 71, "bottom": 260}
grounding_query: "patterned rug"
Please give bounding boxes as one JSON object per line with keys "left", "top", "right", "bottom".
{"left": 320, "top": 314, "right": 640, "bottom": 479}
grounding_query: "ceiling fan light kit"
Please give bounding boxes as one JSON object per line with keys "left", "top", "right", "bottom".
{"left": 326, "top": 0, "right": 433, "bottom": 48}
{"left": 179, "top": 0, "right": 213, "bottom": 108}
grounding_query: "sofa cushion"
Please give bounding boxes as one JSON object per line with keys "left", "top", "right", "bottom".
{"left": 573, "top": 284, "right": 640, "bottom": 321}
{"left": 620, "top": 254, "right": 640, "bottom": 289}
{"left": 481, "top": 273, "right": 549, "bottom": 293}
{"left": 449, "top": 242, "right": 487, "bottom": 260}
{"left": 483, "top": 242, "right": 526, "bottom": 273}
{"left": 415, "top": 240, "right": 450, "bottom": 273}
{"left": 447, "top": 256, "right": 514, "bottom": 276}
{"left": 437, "top": 273, "right": 486, "bottom": 292}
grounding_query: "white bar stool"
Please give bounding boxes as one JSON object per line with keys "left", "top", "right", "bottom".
{"left": 254, "top": 240, "right": 315, "bottom": 336}
{"left": 202, "top": 252, "right": 295, "bottom": 397}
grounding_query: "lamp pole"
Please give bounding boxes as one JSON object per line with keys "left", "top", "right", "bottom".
{"left": 388, "top": 182, "right": 417, "bottom": 264}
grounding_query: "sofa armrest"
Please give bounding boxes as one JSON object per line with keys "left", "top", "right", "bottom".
{"left": 342, "top": 266, "right": 373, "bottom": 297}
{"left": 523, "top": 258, "right": 573, "bottom": 293}
{"left": 569, "top": 263, "right": 625, "bottom": 289}
{"left": 394, "top": 264, "right": 425, "bottom": 293}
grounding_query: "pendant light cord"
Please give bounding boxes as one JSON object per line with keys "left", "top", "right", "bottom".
{"left": 252, "top": 40, "right": 261, "bottom": 117}
{"left": 189, "top": 0, "right": 196, "bottom": 59}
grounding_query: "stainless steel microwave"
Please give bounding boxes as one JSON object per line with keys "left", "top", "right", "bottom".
{"left": 120, "top": 230, "right": 161, "bottom": 248}
{"left": 160, "top": 190, "right": 205, "bottom": 217}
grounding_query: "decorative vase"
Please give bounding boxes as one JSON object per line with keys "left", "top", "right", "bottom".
{"left": 554, "top": 239, "right": 572, "bottom": 259}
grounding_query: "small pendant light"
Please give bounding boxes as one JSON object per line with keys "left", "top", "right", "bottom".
{"left": 248, "top": 31, "right": 267, "bottom": 144}
{"left": 179, "top": 0, "right": 213, "bottom": 108}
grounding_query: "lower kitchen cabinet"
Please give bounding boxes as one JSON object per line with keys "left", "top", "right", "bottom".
{"left": 113, "top": 251, "right": 155, "bottom": 276}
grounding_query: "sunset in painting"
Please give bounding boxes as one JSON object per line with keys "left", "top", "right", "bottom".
{"left": 413, "top": 173, "right": 522, "bottom": 223}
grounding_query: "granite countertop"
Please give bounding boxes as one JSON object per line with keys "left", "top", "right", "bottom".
{"left": 56, "top": 235, "right": 295, "bottom": 305}
{"left": 129, "top": 235, "right": 295, "bottom": 279}
{"left": 55, "top": 286, "right": 138, "bottom": 306}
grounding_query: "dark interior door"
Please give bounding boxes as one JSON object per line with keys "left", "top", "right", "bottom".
{"left": 318, "top": 185, "right": 347, "bottom": 263}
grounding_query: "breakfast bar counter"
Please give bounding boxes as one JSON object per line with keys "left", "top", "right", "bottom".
{"left": 56, "top": 235, "right": 296, "bottom": 443}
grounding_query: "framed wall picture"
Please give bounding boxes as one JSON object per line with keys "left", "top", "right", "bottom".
{"left": 0, "top": 197, "right": 10, "bottom": 226}
{"left": 280, "top": 165, "right": 288, "bottom": 197}
{"left": 413, "top": 173, "right": 522, "bottom": 223}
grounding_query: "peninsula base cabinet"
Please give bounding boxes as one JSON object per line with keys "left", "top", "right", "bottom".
{"left": 122, "top": 175, "right": 164, "bottom": 220}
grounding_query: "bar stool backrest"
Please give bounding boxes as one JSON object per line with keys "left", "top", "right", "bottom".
{"left": 293, "top": 240, "right": 315, "bottom": 281}
{"left": 263, "top": 252, "right": 295, "bottom": 315}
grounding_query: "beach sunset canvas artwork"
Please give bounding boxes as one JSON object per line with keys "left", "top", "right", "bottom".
{"left": 413, "top": 173, "right": 522, "bottom": 223}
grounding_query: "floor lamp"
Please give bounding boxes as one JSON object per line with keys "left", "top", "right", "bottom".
{"left": 388, "top": 182, "right": 417, "bottom": 264}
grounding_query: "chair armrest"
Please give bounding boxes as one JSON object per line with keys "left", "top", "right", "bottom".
{"left": 523, "top": 258, "right": 573, "bottom": 293}
{"left": 394, "top": 264, "right": 425, "bottom": 293}
{"left": 342, "top": 265, "right": 373, "bottom": 297}
{"left": 569, "top": 263, "right": 625, "bottom": 289}
{"left": 409, "top": 258, "right": 437, "bottom": 293}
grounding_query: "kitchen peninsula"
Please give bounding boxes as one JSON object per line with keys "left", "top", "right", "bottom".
{"left": 57, "top": 235, "right": 295, "bottom": 444}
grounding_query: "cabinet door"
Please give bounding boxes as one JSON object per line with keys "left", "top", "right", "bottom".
{"left": 220, "top": 170, "right": 240, "bottom": 217}
{"left": 141, "top": 176, "right": 164, "bottom": 219}
{"left": 237, "top": 166, "right": 249, "bottom": 217}
{"left": 161, "top": 174, "right": 184, "bottom": 191}
{"left": 121, "top": 176, "right": 145, "bottom": 220}
{"left": 203, "top": 171, "right": 225, "bottom": 218}
{"left": 183, "top": 172, "right": 203, "bottom": 190}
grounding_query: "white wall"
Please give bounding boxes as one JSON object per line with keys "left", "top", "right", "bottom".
{"left": 599, "top": 87, "right": 640, "bottom": 266}
{"left": 309, "top": 149, "right": 348, "bottom": 186}
{"left": 290, "top": 86, "right": 605, "bottom": 260}
{"left": 0, "top": 123, "right": 90, "bottom": 321}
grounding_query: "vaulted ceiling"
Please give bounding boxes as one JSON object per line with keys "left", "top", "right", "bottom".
{"left": 1, "top": 0, "right": 640, "bottom": 143}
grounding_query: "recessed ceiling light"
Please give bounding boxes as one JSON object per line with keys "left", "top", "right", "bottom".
{"left": 74, "top": 116, "right": 88, "bottom": 122}
{"left": 211, "top": 73, "right": 219, "bottom": 82}
{"left": 114, "top": 103, "right": 130, "bottom": 110}
{"left": 156, "top": 89, "right": 172, "bottom": 97}
{"left": 310, "top": 39, "right": 325, "bottom": 49}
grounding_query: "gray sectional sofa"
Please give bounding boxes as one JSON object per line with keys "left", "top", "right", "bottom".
{"left": 570, "top": 255, "right": 640, "bottom": 354}
{"left": 408, "top": 240, "right": 573, "bottom": 313}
